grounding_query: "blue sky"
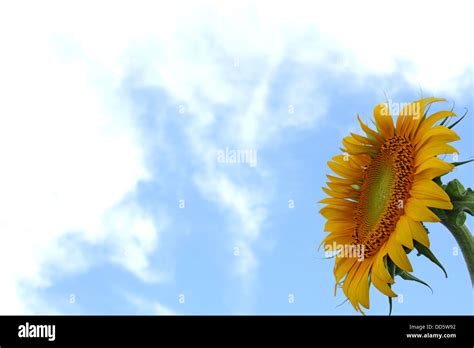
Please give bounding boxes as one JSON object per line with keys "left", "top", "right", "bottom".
{"left": 0, "top": 1, "right": 472, "bottom": 315}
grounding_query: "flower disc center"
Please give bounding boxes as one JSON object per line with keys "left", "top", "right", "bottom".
{"left": 362, "top": 154, "right": 395, "bottom": 231}
{"left": 353, "top": 136, "right": 415, "bottom": 256}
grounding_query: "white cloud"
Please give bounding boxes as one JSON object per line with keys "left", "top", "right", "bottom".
{"left": 194, "top": 174, "right": 267, "bottom": 242}
{"left": 104, "top": 203, "right": 170, "bottom": 284}
{"left": 194, "top": 172, "right": 266, "bottom": 296}
{"left": 0, "top": 3, "right": 159, "bottom": 314}
{"left": 124, "top": 293, "right": 177, "bottom": 315}
{"left": 0, "top": 0, "right": 471, "bottom": 313}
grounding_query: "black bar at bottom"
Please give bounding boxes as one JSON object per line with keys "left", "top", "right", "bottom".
{"left": 0, "top": 315, "right": 471, "bottom": 346}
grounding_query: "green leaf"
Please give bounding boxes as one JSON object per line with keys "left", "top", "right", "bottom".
{"left": 414, "top": 240, "right": 448, "bottom": 278}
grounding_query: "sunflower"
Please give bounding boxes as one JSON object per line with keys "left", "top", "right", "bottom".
{"left": 320, "top": 97, "right": 460, "bottom": 313}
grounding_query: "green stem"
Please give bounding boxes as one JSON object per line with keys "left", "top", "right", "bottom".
{"left": 440, "top": 220, "right": 474, "bottom": 285}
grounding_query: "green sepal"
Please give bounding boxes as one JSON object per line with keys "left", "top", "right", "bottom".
{"left": 451, "top": 159, "right": 474, "bottom": 167}
{"left": 414, "top": 239, "right": 448, "bottom": 278}
{"left": 395, "top": 268, "right": 433, "bottom": 294}
{"left": 386, "top": 257, "right": 397, "bottom": 316}
{"left": 438, "top": 102, "right": 454, "bottom": 126}
{"left": 336, "top": 298, "right": 349, "bottom": 308}
{"left": 447, "top": 111, "right": 466, "bottom": 129}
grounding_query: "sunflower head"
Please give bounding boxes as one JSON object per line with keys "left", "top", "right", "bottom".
{"left": 320, "top": 98, "right": 460, "bottom": 313}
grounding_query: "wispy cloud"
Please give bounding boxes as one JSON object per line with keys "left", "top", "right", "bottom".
{"left": 104, "top": 202, "right": 170, "bottom": 284}
{"left": 0, "top": 0, "right": 471, "bottom": 314}
{"left": 124, "top": 293, "right": 177, "bottom": 315}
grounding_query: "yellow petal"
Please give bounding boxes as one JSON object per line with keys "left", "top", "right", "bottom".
{"left": 398, "top": 98, "right": 446, "bottom": 139}
{"left": 322, "top": 233, "right": 353, "bottom": 246}
{"left": 350, "top": 132, "right": 375, "bottom": 146}
{"left": 413, "top": 198, "right": 453, "bottom": 210}
{"left": 349, "top": 153, "right": 371, "bottom": 168}
{"left": 326, "top": 174, "right": 355, "bottom": 185}
{"left": 324, "top": 219, "right": 355, "bottom": 232}
{"left": 342, "top": 262, "right": 360, "bottom": 299}
{"left": 319, "top": 197, "right": 356, "bottom": 207}
{"left": 404, "top": 198, "right": 440, "bottom": 222}
{"left": 372, "top": 251, "right": 393, "bottom": 283}
{"left": 342, "top": 139, "right": 376, "bottom": 155}
{"left": 334, "top": 257, "right": 357, "bottom": 283}
{"left": 346, "top": 262, "right": 369, "bottom": 309}
{"left": 394, "top": 215, "right": 414, "bottom": 249}
{"left": 343, "top": 135, "right": 365, "bottom": 146}
{"left": 373, "top": 102, "right": 394, "bottom": 139}
{"left": 411, "top": 179, "right": 451, "bottom": 202}
{"left": 328, "top": 161, "right": 361, "bottom": 179}
{"left": 320, "top": 206, "right": 353, "bottom": 220}
{"left": 405, "top": 217, "right": 430, "bottom": 247}
{"left": 354, "top": 262, "right": 371, "bottom": 309}
{"left": 409, "top": 98, "right": 447, "bottom": 138}
{"left": 415, "top": 125, "right": 460, "bottom": 150}
{"left": 387, "top": 238, "right": 413, "bottom": 272}
{"left": 415, "top": 110, "right": 456, "bottom": 142}
{"left": 357, "top": 115, "right": 384, "bottom": 143}
{"left": 372, "top": 273, "right": 397, "bottom": 297}
{"left": 323, "top": 187, "right": 358, "bottom": 199}
{"left": 415, "top": 157, "right": 454, "bottom": 177}
{"left": 327, "top": 182, "right": 357, "bottom": 194}
{"left": 416, "top": 165, "right": 453, "bottom": 181}
{"left": 415, "top": 143, "right": 458, "bottom": 165}
{"left": 332, "top": 154, "right": 362, "bottom": 170}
